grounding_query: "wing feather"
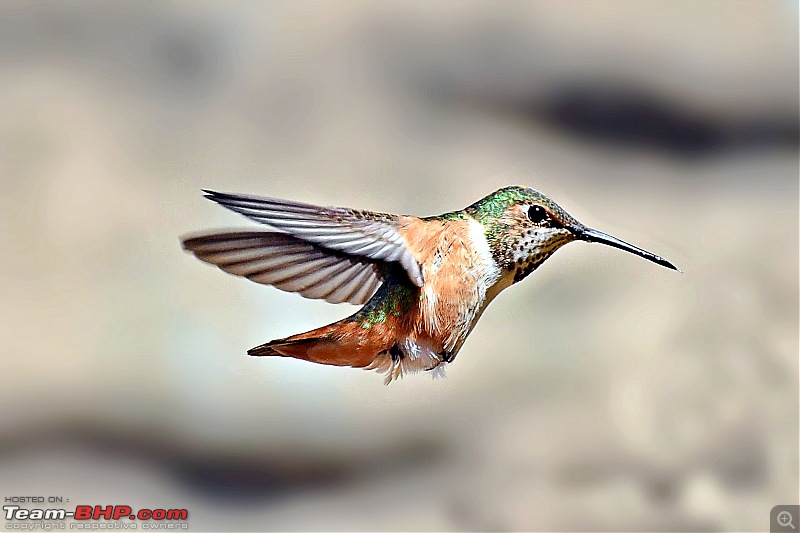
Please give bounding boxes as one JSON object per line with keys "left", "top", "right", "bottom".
{"left": 344, "top": 268, "right": 377, "bottom": 304}
{"left": 202, "top": 190, "right": 424, "bottom": 287}
{"left": 182, "top": 231, "right": 383, "bottom": 305}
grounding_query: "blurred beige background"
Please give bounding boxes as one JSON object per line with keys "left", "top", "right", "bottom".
{"left": 1, "top": 1, "right": 797, "bottom": 531}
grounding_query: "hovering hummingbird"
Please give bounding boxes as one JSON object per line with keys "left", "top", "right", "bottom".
{"left": 182, "top": 186, "right": 678, "bottom": 383}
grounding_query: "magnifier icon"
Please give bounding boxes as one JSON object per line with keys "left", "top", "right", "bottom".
{"left": 778, "top": 511, "right": 795, "bottom": 529}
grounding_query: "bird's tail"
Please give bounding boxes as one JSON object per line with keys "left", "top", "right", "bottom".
{"left": 248, "top": 318, "right": 389, "bottom": 369}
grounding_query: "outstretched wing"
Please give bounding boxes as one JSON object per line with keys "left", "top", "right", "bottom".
{"left": 202, "top": 190, "right": 424, "bottom": 287}
{"left": 182, "top": 231, "right": 384, "bottom": 304}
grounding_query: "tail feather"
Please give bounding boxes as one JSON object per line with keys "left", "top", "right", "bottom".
{"left": 246, "top": 315, "right": 439, "bottom": 384}
{"left": 247, "top": 338, "right": 313, "bottom": 358}
{"left": 248, "top": 320, "right": 386, "bottom": 369}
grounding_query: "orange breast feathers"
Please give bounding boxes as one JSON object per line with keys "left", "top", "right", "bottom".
{"left": 398, "top": 217, "right": 487, "bottom": 351}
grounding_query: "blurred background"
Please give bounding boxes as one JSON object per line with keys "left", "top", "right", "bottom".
{"left": 1, "top": 1, "right": 797, "bottom": 531}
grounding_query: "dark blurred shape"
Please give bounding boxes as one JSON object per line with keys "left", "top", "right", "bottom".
{"left": 646, "top": 473, "right": 680, "bottom": 504}
{"left": 707, "top": 428, "right": 769, "bottom": 491}
{"left": 0, "top": 423, "right": 447, "bottom": 506}
{"left": 171, "top": 437, "right": 446, "bottom": 504}
{"left": 170, "top": 457, "right": 346, "bottom": 503}
{"left": 514, "top": 82, "right": 799, "bottom": 158}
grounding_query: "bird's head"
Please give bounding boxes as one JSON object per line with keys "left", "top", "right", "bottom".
{"left": 466, "top": 186, "right": 678, "bottom": 282}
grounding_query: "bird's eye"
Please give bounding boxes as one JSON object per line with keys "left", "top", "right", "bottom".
{"left": 527, "top": 205, "right": 547, "bottom": 224}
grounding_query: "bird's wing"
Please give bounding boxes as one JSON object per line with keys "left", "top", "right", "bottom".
{"left": 202, "top": 190, "right": 424, "bottom": 287}
{"left": 182, "top": 231, "right": 384, "bottom": 305}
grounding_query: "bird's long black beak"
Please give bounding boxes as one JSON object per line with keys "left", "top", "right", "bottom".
{"left": 577, "top": 226, "right": 680, "bottom": 271}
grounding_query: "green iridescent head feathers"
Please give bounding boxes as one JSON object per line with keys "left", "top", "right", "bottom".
{"left": 465, "top": 186, "right": 576, "bottom": 227}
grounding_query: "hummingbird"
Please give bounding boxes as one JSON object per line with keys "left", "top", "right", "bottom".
{"left": 182, "top": 186, "right": 678, "bottom": 383}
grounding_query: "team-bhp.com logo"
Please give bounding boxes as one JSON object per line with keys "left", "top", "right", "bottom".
{"left": 4, "top": 504, "right": 188, "bottom": 529}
